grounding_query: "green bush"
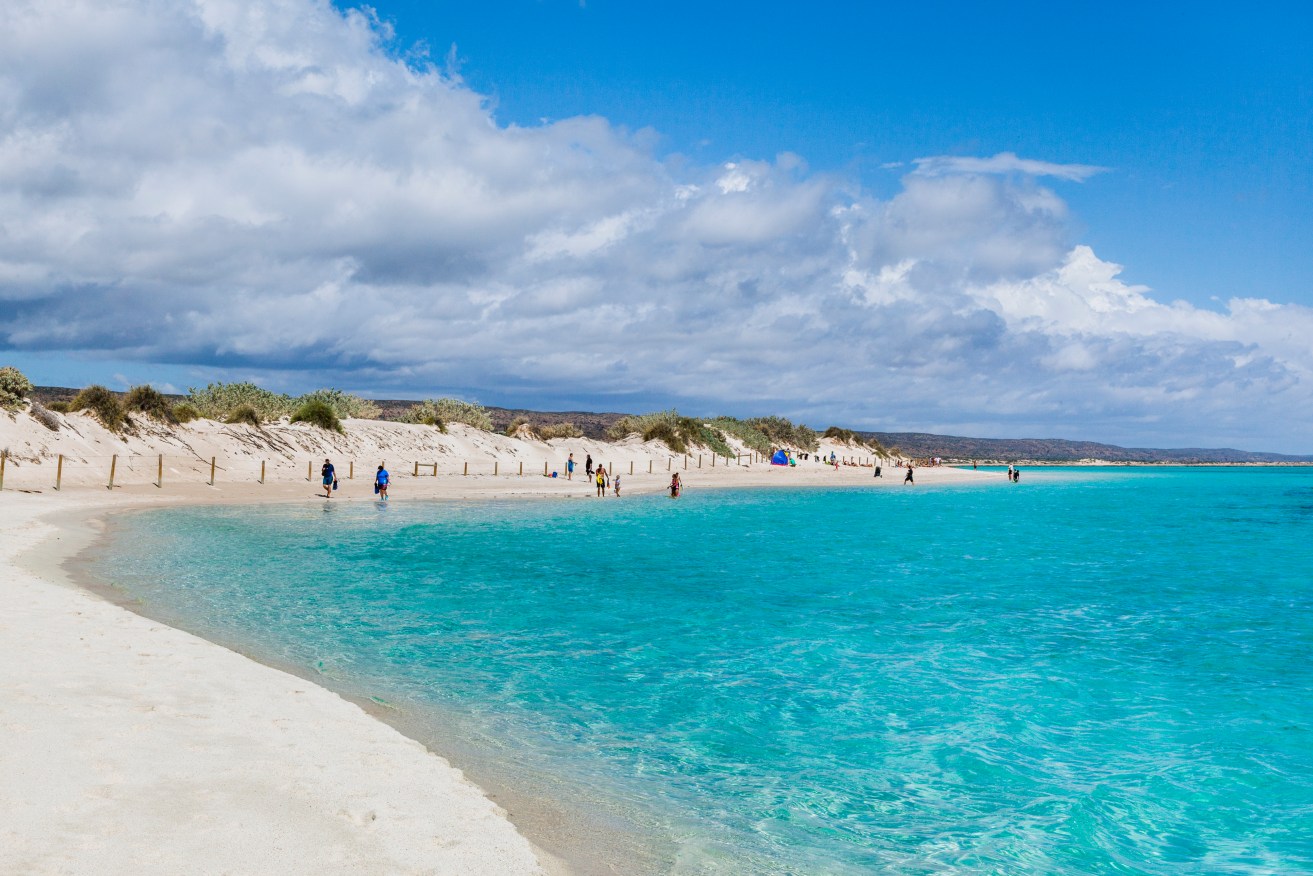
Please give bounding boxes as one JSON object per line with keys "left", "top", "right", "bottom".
{"left": 607, "top": 410, "right": 733, "bottom": 456}
{"left": 707, "top": 417, "right": 773, "bottom": 457}
{"left": 823, "top": 426, "right": 858, "bottom": 444}
{"left": 505, "top": 416, "right": 530, "bottom": 436}
{"left": 124, "top": 385, "right": 176, "bottom": 422}
{"left": 399, "top": 398, "right": 490, "bottom": 431}
{"left": 187, "top": 382, "right": 293, "bottom": 422}
{"left": 171, "top": 402, "right": 201, "bottom": 423}
{"left": 533, "top": 422, "right": 583, "bottom": 440}
{"left": 0, "top": 365, "right": 33, "bottom": 411}
{"left": 225, "top": 404, "right": 263, "bottom": 427}
{"left": 294, "top": 388, "right": 380, "bottom": 420}
{"left": 745, "top": 416, "right": 818, "bottom": 452}
{"left": 46, "top": 401, "right": 70, "bottom": 413}
{"left": 290, "top": 399, "right": 343, "bottom": 433}
{"left": 68, "top": 385, "right": 126, "bottom": 431}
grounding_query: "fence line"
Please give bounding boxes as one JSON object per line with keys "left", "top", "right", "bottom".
{"left": 0, "top": 449, "right": 906, "bottom": 492}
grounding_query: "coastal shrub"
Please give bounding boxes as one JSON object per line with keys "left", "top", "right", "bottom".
{"left": 30, "top": 401, "right": 61, "bottom": 431}
{"left": 171, "top": 402, "right": 201, "bottom": 423}
{"left": 68, "top": 385, "right": 126, "bottom": 431}
{"left": 708, "top": 417, "right": 773, "bottom": 457}
{"left": 640, "top": 421, "right": 687, "bottom": 454}
{"left": 823, "top": 426, "right": 857, "bottom": 444}
{"left": 125, "top": 385, "right": 176, "bottom": 423}
{"left": 745, "top": 416, "right": 818, "bottom": 452}
{"left": 290, "top": 399, "right": 343, "bottom": 433}
{"left": 607, "top": 410, "right": 733, "bottom": 456}
{"left": 187, "top": 382, "right": 293, "bottom": 422}
{"left": 0, "top": 365, "right": 33, "bottom": 411}
{"left": 46, "top": 401, "right": 70, "bottom": 413}
{"left": 225, "top": 404, "right": 263, "bottom": 427}
{"left": 533, "top": 422, "right": 583, "bottom": 440}
{"left": 400, "top": 398, "right": 491, "bottom": 431}
{"left": 505, "top": 416, "right": 530, "bottom": 437}
{"left": 399, "top": 401, "right": 446, "bottom": 431}
{"left": 294, "top": 388, "right": 380, "bottom": 420}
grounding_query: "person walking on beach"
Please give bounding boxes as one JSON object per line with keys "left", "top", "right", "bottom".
{"left": 585, "top": 454, "right": 594, "bottom": 477}
{"left": 375, "top": 464, "right": 389, "bottom": 500}
{"left": 595, "top": 465, "right": 607, "bottom": 497}
{"left": 874, "top": 465, "right": 882, "bottom": 478}
{"left": 321, "top": 458, "right": 337, "bottom": 498}
{"left": 903, "top": 464, "right": 914, "bottom": 485}
{"left": 567, "top": 453, "right": 575, "bottom": 481}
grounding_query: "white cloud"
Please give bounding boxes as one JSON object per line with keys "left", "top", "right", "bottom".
{"left": 912, "top": 152, "right": 1108, "bottom": 181}
{"left": 0, "top": 0, "right": 1309, "bottom": 451}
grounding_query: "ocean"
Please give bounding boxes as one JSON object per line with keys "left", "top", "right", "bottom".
{"left": 90, "top": 467, "right": 1313, "bottom": 873}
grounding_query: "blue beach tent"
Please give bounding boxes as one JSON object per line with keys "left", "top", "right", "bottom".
{"left": 770, "top": 449, "right": 789, "bottom": 466}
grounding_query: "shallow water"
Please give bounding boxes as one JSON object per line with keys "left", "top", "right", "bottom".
{"left": 93, "top": 468, "right": 1313, "bottom": 873}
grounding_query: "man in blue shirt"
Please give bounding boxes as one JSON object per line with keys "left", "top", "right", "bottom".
{"left": 375, "top": 464, "right": 390, "bottom": 500}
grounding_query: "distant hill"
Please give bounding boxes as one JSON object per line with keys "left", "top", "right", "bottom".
{"left": 857, "top": 431, "right": 1313, "bottom": 464}
{"left": 31, "top": 387, "right": 1309, "bottom": 462}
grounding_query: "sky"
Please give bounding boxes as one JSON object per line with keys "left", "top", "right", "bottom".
{"left": 2, "top": 0, "right": 1311, "bottom": 451}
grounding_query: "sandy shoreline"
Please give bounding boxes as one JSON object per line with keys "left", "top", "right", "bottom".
{"left": 1, "top": 410, "right": 989, "bottom": 873}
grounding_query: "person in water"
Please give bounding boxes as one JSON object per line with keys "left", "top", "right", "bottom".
{"left": 321, "top": 458, "right": 336, "bottom": 498}
{"left": 595, "top": 465, "right": 607, "bottom": 497}
{"left": 375, "top": 464, "right": 389, "bottom": 500}
{"left": 903, "top": 464, "right": 914, "bottom": 485}
{"left": 670, "top": 472, "right": 682, "bottom": 498}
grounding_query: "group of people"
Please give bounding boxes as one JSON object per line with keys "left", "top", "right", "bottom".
{"left": 573, "top": 453, "right": 622, "bottom": 497}
{"left": 1007, "top": 464, "right": 1021, "bottom": 482}
{"left": 319, "top": 459, "right": 389, "bottom": 500}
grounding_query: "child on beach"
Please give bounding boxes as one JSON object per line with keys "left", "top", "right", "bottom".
{"left": 613, "top": 474, "right": 621, "bottom": 497}
{"left": 321, "top": 459, "right": 336, "bottom": 498}
{"left": 375, "top": 464, "right": 389, "bottom": 500}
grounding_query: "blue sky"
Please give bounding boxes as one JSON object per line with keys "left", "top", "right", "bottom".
{"left": 370, "top": 0, "right": 1313, "bottom": 308}
{"left": 2, "top": 0, "right": 1312, "bottom": 451}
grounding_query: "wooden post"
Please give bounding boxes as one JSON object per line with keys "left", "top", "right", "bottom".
{"left": 307, "top": 460, "right": 312, "bottom": 481}
{"left": 55, "top": 454, "right": 63, "bottom": 491}
{"left": 413, "top": 461, "right": 419, "bottom": 477}
{"left": 108, "top": 454, "right": 117, "bottom": 490}
{"left": 260, "top": 460, "right": 266, "bottom": 484}
{"left": 156, "top": 453, "right": 163, "bottom": 488}
{"left": 544, "top": 460, "right": 549, "bottom": 476}
{"left": 668, "top": 458, "right": 671, "bottom": 471}
{"left": 494, "top": 461, "right": 499, "bottom": 476}
{"left": 432, "top": 462, "right": 437, "bottom": 477}
{"left": 209, "top": 456, "right": 216, "bottom": 486}
{"left": 463, "top": 461, "right": 468, "bottom": 476}
{"left": 629, "top": 460, "right": 634, "bottom": 475}
{"left": 349, "top": 460, "right": 354, "bottom": 480}
{"left": 519, "top": 460, "right": 523, "bottom": 476}
{"left": 649, "top": 460, "right": 653, "bottom": 473}
{"left": 0, "top": 450, "right": 5, "bottom": 491}
{"left": 684, "top": 455, "right": 688, "bottom": 470}
{"left": 711, "top": 454, "right": 716, "bottom": 467}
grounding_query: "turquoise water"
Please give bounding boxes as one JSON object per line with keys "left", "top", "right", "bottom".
{"left": 94, "top": 468, "right": 1313, "bottom": 873}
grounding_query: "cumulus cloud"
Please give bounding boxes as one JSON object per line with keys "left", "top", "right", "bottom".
{"left": 0, "top": 0, "right": 1309, "bottom": 451}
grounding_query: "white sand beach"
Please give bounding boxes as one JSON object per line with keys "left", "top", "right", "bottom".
{"left": 0, "top": 409, "right": 988, "bottom": 874}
